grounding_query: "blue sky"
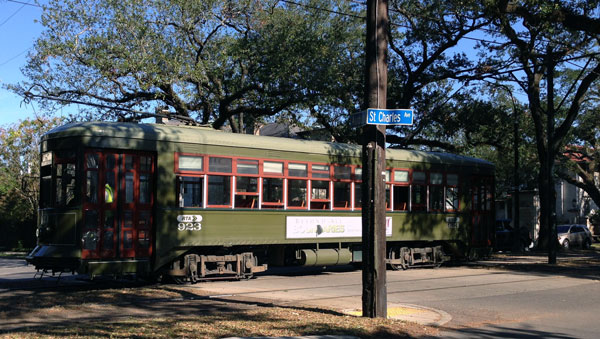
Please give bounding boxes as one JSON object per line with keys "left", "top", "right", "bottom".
{"left": 0, "top": 0, "right": 45, "bottom": 126}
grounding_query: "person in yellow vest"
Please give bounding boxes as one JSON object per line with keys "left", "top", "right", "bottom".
{"left": 105, "top": 183, "right": 114, "bottom": 203}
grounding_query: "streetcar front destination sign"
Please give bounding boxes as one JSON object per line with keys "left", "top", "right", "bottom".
{"left": 351, "top": 108, "right": 414, "bottom": 127}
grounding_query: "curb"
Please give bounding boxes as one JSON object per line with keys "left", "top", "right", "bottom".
{"left": 343, "top": 303, "right": 452, "bottom": 326}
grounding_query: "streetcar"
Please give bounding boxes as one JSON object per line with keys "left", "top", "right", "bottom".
{"left": 27, "top": 121, "right": 494, "bottom": 281}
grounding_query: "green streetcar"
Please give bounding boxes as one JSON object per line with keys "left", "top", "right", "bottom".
{"left": 27, "top": 121, "right": 495, "bottom": 282}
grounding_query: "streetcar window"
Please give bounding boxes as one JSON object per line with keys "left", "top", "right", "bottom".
{"left": 179, "top": 155, "right": 204, "bottom": 172}
{"left": 105, "top": 171, "right": 116, "bottom": 204}
{"left": 85, "top": 153, "right": 99, "bottom": 204}
{"left": 140, "top": 156, "right": 152, "bottom": 172}
{"left": 125, "top": 156, "right": 134, "bottom": 170}
{"left": 178, "top": 176, "right": 203, "bottom": 207}
{"left": 288, "top": 179, "right": 307, "bottom": 207}
{"left": 55, "top": 162, "right": 76, "bottom": 207}
{"left": 394, "top": 170, "right": 409, "bottom": 183}
{"left": 412, "top": 171, "right": 427, "bottom": 211}
{"left": 40, "top": 163, "right": 52, "bottom": 208}
{"left": 446, "top": 174, "right": 459, "bottom": 211}
{"left": 262, "top": 178, "right": 283, "bottom": 209}
{"left": 412, "top": 185, "right": 427, "bottom": 211}
{"left": 139, "top": 174, "right": 151, "bottom": 204}
{"left": 87, "top": 154, "right": 99, "bottom": 169}
{"left": 235, "top": 176, "right": 258, "bottom": 209}
{"left": 83, "top": 210, "right": 98, "bottom": 251}
{"left": 209, "top": 157, "right": 232, "bottom": 173}
{"left": 264, "top": 161, "right": 283, "bottom": 175}
{"left": 125, "top": 172, "right": 134, "bottom": 203}
{"left": 393, "top": 186, "right": 409, "bottom": 211}
{"left": 86, "top": 171, "right": 98, "bottom": 204}
{"left": 312, "top": 164, "right": 330, "bottom": 179}
{"left": 289, "top": 163, "right": 307, "bottom": 177}
{"left": 430, "top": 173, "right": 443, "bottom": 185}
{"left": 446, "top": 187, "right": 459, "bottom": 211}
{"left": 311, "top": 180, "right": 330, "bottom": 209}
{"left": 355, "top": 168, "right": 362, "bottom": 181}
{"left": 237, "top": 159, "right": 259, "bottom": 175}
{"left": 334, "top": 182, "right": 351, "bottom": 209}
{"left": 334, "top": 166, "right": 352, "bottom": 180}
{"left": 429, "top": 173, "right": 444, "bottom": 211}
{"left": 413, "top": 171, "right": 426, "bottom": 184}
{"left": 106, "top": 154, "right": 116, "bottom": 170}
{"left": 447, "top": 174, "right": 459, "bottom": 186}
{"left": 207, "top": 175, "right": 231, "bottom": 206}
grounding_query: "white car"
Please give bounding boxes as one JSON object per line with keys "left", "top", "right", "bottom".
{"left": 557, "top": 224, "right": 593, "bottom": 249}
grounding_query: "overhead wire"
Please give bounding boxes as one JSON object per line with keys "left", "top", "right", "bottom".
{"left": 0, "top": 0, "right": 29, "bottom": 28}
{"left": 5, "top": 0, "right": 41, "bottom": 7}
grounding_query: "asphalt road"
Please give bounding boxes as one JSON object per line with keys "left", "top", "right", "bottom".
{"left": 187, "top": 258, "right": 600, "bottom": 338}
{"left": 2, "top": 255, "right": 600, "bottom": 338}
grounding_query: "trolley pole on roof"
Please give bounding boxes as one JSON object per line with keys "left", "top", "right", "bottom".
{"left": 362, "top": 0, "right": 388, "bottom": 318}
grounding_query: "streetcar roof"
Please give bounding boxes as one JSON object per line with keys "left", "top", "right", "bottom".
{"left": 44, "top": 121, "right": 494, "bottom": 168}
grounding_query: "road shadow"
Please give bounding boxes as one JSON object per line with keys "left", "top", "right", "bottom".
{"left": 438, "top": 323, "right": 577, "bottom": 339}
{"left": 463, "top": 249, "right": 600, "bottom": 280}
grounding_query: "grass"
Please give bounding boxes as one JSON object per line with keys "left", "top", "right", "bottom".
{"left": 0, "top": 285, "right": 435, "bottom": 338}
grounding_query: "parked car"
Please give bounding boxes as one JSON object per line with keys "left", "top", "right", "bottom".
{"left": 557, "top": 224, "right": 593, "bottom": 249}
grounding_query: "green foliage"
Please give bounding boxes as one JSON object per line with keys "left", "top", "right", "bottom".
{"left": 12, "top": 0, "right": 364, "bottom": 133}
{"left": 0, "top": 117, "right": 62, "bottom": 249}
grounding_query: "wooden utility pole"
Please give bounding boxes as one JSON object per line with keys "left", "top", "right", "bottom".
{"left": 362, "top": 0, "right": 388, "bottom": 318}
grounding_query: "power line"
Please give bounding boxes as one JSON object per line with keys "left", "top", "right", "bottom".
{"left": 5, "top": 0, "right": 41, "bottom": 8}
{"left": 0, "top": 0, "right": 29, "bottom": 28}
{"left": 0, "top": 48, "right": 28, "bottom": 67}
{"left": 280, "top": 0, "right": 364, "bottom": 19}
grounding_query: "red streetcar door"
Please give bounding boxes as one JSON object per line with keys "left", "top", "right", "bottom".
{"left": 82, "top": 151, "right": 154, "bottom": 260}
{"left": 119, "top": 153, "right": 154, "bottom": 258}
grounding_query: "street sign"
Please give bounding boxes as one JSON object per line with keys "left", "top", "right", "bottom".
{"left": 351, "top": 108, "right": 413, "bottom": 127}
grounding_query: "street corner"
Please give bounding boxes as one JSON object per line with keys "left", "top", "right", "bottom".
{"left": 342, "top": 303, "right": 452, "bottom": 326}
